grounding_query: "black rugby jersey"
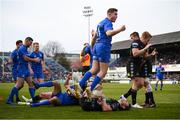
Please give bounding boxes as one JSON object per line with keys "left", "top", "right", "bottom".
{"left": 130, "top": 39, "right": 146, "bottom": 62}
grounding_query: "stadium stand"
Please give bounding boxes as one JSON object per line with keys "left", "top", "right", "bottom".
{"left": 110, "top": 31, "right": 180, "bottom": 67}
{"left": 45, "top": 57, "right": 67, "bottom": 80}
{"left": 106, "top": 31, "right": 180, "bottom": 83}
{"left": 0, "top": 55, "right": 12, "bottom": 82}
{"left": 0, "top": 52, "right": 67, "bottom": 82}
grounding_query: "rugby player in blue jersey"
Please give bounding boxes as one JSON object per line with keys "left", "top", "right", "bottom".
{"left": 155, "top": 63, "right": 165, "bottom": 91}
{"left": 5, "top": 40, "right": 23, "bottom": 102}
{"left": 6, "top": 37, "right": 40, "bottom": 104}
{"left": 30, "top": 42, "right": 46, "bottom": 83}
{"left": 79, "top": 8, "right": 126, "bottom": 93}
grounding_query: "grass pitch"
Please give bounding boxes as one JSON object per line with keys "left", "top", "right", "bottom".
{"left": 0, "top": 82, "right": 180, "bottom": 119}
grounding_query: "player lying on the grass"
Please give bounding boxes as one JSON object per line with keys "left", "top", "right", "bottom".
{"left": 22, "top": 72, "right": 111, "bottom": 108}
{"left": 23, "top": 72, "right": 130, "bottom": 112}
{"left": 23, "top": 74, "right": 104, "bottom": 106}
{"left": 80, "top": 95, "right": 131, "bottom": 112}
{"left": 26, "top": 73, "right": 81, "bottom": 107}
{"left": 79, "top": 82, "right": 131, "bottom": 112}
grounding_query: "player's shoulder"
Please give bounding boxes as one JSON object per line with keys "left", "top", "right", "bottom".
{"left": 19, "top": 45, "right": 26, "bottom": 50}
{"left": 99, "top": 18, "right": 111, "bottom": 25}
{"left": 11, "top": 49, "right": 18, "bottom": 54}
{"left": 104, "top": 18, "right": 112, "bottom": 25}
{"left": 39, "top": 51, "right": 44, "bottom": 55}
{"left": 30, "top": 51, "right": 35, "bottom": 56}
{"left": 18, "top": 45, "right": 25, "bottom": 52}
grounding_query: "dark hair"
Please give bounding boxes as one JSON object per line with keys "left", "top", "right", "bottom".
{"left": 80, "top": 97, "right": 92, "bottom": 111}
{"left": 130, "top": 32, "right": 139, "bottom": 38}
{"left": 16, "top": 40, "right": 23, "bottom": 45}
{"left": 25, "top": 37, "right": 33, "bottom": 41}
{"left": 107, "top": 8, "right": 118, "bottom": 14}
{"left": 119, "top": 103, "right": 131, "bottom": 111}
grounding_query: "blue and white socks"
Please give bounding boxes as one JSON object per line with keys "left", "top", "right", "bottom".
{"left": 31, "top": 100, "right": 50, "bottom": 107}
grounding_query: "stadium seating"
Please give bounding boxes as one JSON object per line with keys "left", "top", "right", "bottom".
{"left": 109, "top": 53, "right": 180, "bottom": 68}
{"left": 0, "top": 56, "right": 67, "bottom": 82}
{"left": 44, "top": 57, "right": 67, "bottom": 80}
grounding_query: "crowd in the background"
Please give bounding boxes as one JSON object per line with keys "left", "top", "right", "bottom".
{"left": 0, "top": 57, "right": 66, "bottom": 82}
{"left": 157, "top": 52, "right": 180, "bottom": 65}
{"left": 109, "top": 57, "right": 128, "bottom": 67}
{"left": 108, "top": 51, "right": 180, "bottom": 82}
{"left": 110, "top": 51, "right": 180, "bottom": 68}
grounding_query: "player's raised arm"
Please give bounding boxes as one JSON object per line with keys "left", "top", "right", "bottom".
{"left": 91, "top": 30, "right": 97, "bottom": 48}
{"left": 64, "top": 72, "right": 72, "bottom": 89}
{"left": 106, "top": 25, "right": 126, "bottom": 37}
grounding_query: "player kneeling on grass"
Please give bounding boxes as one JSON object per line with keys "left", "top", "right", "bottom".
{"left": 21, "top": 73, "right": 82, "bottom": 107}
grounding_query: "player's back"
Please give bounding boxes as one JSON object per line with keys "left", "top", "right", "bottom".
{"left": 11, "top": 49, "right": 19, "bottom": 70}
{"left": 59, "top": 92, "right": 79, "bottom": 105}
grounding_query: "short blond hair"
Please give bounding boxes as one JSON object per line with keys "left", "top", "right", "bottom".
{"left": 141, "top": 31, "right": 152, "bottom": 39}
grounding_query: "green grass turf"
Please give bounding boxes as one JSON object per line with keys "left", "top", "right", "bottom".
{"left": 0, "top": 83, "right": 180, "bottom": 119}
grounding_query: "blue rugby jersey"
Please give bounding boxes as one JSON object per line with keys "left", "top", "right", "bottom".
{"left": 10, "top": 49, "right": 19, "bottom": 71}
{"left": 156, "top": 66, "right": 164, "bottom": 79}
{"left": 30, "top": 51, "right": 44, "bottom": 73}
{"left": 58, "top": 92, "right": 79, "bottom": 105}
{"left": 18, "top": 45, "right": 30, "bottom": 67}
{"left": 96, "top": 18, "right": 113, "bottom": 46}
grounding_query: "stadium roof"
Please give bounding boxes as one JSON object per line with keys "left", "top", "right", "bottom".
{"left": 111, "top": 31, "right": 180, "bottom": 51}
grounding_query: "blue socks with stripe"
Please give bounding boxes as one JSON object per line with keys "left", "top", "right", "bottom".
{"left": 29, "top": 88, "right": 35, "bottom": 99}
{"left": 79, "top": 71, "right": 92, "bottom": 90}
{"left": 7, "top": 86, "right": 18, "bottom": 103}
{"left": 90, "top": 76, "right": 101, "bottom": 91}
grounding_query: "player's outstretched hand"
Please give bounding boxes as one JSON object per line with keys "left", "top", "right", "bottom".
{"left": 120, "top": 25, "right": 126, "bottom": 32}
{"left": 151, "top": 49, "right": 158, "bottom": 56}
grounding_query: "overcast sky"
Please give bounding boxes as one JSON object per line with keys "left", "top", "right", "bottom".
{"left": 0, "top": 0, "right": 180, "bottom": 53}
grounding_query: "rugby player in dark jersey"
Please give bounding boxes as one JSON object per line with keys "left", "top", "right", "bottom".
{"left": 80, "top": 96, "right": 130, "bottom": 112}
{"left": 122, "top": 31, "right": 157, "bottom": 108}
